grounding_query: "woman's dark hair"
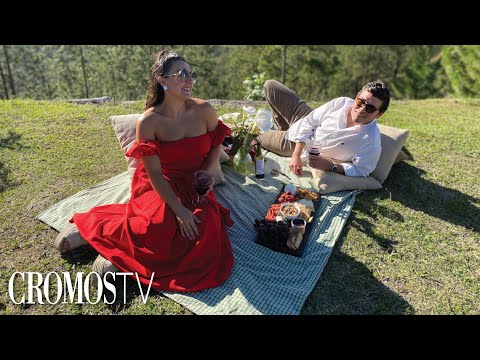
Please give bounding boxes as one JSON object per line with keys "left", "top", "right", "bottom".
{"left": 145, "top": 50, "right": 186, "bottom": 110}
{"left": 359, "top": 80, "right": 391, "bottom": 113}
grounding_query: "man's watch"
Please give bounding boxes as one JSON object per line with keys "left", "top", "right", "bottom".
{"left": 331, "top": 163, "right": 338, "bottom": 173}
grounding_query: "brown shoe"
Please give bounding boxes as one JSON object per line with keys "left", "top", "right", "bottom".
{"left": 53, "top": 223, "right": 88, "bottom": 254}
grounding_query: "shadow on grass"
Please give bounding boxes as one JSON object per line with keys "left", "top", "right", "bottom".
{"left": 303, "top": 160, "right": 479, "bottom": 314}
{"left": 63, "top": 245, "right": 162, "bottom": 313}
{"left": 302, "top": 244, "right": 413, "bottom": 315}
{"left": 346, "top": 160, "right": 479, "bottom": 253}
{"left": 0, "top": 130, "right": 24, "bottom": 193}
{"left": 385, "top": 162, "right": 478, "bottom": 232}
{"left": 302, "top": 184, "right": 413, "bottom": 314}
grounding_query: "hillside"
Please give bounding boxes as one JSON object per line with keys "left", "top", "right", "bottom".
{"left": 0, "top": 98, "right": 479, "bottom": 315}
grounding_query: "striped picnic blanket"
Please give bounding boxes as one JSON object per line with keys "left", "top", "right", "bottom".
{"left": 37, "top": 152, "right": 360, "bottom": 315}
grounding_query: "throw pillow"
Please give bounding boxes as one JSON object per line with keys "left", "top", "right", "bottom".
{"left": 310, "top": 125, "right": 409, "bottom": 194}
{"left": 219, "top": 147, "right": 230, "bottom": 163}
{"left": 109, "top": 113, "right": 142, "bottom": 172}
{"left": 393, "top": 149, "right": 409, "bottom": 165}
{"left": 312, "top": 169, "right": 382, "bottom": 194}
{"left": 370, "top": 125, "right": 409, "bottom": 183}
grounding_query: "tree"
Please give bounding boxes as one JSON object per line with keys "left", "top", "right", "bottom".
{"left": 442, "top": 45, "right": 480, "bottom": 97}
{"left": 2, "top": 45, "right": 15, "bottom": 97}
{"left": 0, "top": 60, "right": 8, "bottom": 99}
{"left": 79, "top": 46, "right": 89, "bottom": 98}
{"left": 281, "top": 45, "right": 287, "bottom": 84}
{"left": 390, "top": 45, "right": 449, "bottom": 99}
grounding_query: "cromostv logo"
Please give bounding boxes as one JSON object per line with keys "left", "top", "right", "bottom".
{"left": 8, "top": 272, "right": 155, "bottom": 305}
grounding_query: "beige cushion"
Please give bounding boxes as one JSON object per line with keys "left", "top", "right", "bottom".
{"left": 311, "top": 124, "right": 409, "bottom": 194}
{"left": 219, "top": 148, "right": 230, "bottom": 163}
{"left": 312, "top": 170, "right": 382, "bottom": 194}
{"left": 370, "top": 125, "right": 409, "bottom": 183}
{"left": 110, "top": 114, "right": 142, "bottom": 172}
{"left": 110, "top": 113, "right": 228, "bottom": 185}
{"left": 393, "top": 149, "right": 409, "bottom": 165}
{"left": 211, "top": 161, "right": 226, "bottom": 185}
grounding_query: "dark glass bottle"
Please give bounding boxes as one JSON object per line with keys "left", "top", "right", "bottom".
{"left": 255, "top": 143, "right": 265, "bottom": 178}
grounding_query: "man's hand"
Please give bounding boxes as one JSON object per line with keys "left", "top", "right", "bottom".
{"left": 288, "top": 155, "right": 303, "bottom": 175}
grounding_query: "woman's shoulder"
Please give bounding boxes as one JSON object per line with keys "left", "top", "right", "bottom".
{"left": 186, "top": 98, "right": 216, "bottom": 124}
{"left": 186, "top": 98, "right": 214, "bottom": 112}
{"left": 136, "top": 109, "right": 169, "bottom": 140}
{"left": 138, "top": 108, "right": 165, "bottom": 126}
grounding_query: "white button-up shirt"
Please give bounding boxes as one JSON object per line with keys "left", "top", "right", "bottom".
{"left": 284, "top": 97, "right": 381, "bottom": 177}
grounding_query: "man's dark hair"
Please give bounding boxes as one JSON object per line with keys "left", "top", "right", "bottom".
{"left": 360, "top": 81, "right": 390, "bottom": 113}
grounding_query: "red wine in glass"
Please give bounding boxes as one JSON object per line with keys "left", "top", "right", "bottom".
{"left": 308, "top": 146, "right": 320, "bottom": 155}
{"left": 192, "top": 170, "right": 214, "bottom": 206}
{"left": 308, "top": 145, "right": 320, "bottom": 167}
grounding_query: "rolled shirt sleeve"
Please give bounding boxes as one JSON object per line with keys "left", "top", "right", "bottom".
{"left": 341, "top": 143, "right": 382, "bottom": 177}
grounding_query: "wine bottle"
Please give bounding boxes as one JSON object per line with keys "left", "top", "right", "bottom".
{"left": 255, "top": 143, "right": 265, "bottom": 178}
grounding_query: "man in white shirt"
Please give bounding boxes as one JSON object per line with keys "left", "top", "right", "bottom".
{"left": 258, "top": 79, "right": 391, "bottom": 177}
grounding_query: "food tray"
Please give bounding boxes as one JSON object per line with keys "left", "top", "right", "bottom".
{"left": 254, "top": 187, "right": 320, "bottom": 257}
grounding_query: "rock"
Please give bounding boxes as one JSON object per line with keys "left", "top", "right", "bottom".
{"left": 206, "top": 99, "right": 267, "bottom": 108}
{"left": 67, "top": 96, "right": 111, "bottom": 104}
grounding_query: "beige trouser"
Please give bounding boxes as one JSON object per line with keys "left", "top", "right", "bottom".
{"left": 258, "top": 79, "right": 313, "bottom": 157}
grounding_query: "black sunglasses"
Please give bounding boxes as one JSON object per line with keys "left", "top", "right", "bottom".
{"left": 163, "top": 68, "right": 197, "bottom": 83}
{"left": 355, "top": 97, "right": 380, "bottom": 114}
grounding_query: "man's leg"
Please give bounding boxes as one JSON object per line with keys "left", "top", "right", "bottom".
{"left": 264, "top": 79, "right": 312, "bottom": 130}
{"left": 259, "top": 80, "right": 313, "bottom": 157}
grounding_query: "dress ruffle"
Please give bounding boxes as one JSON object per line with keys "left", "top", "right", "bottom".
{"left": 208, "top": 120, "right": 231, "bottom": 148}
{"left": 126, "top": 140, "right": 161, "bottom": 159}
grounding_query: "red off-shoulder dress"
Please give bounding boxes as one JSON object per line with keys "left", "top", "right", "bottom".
{"left": 71, "top": 121, "right": 234, "bottom": 292}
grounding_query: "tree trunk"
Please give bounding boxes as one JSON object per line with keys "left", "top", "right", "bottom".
{"left": 79, "top": 46, "right": 89, "bottom": 98}
{"left": 281, "top": 45, "right": 287, "bottom": 84}
{"left": 110, "top": 67, "right": 117, "bottom": 102}
{"left": 3, "top": 45, "right": 15, "bottom": 96}
{"left": 0, "top": 60, "right": 8, "bottom": 99}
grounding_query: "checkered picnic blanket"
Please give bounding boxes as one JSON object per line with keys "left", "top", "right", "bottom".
{"left": 37, "top": 151, "right": 360, "bottom": 315}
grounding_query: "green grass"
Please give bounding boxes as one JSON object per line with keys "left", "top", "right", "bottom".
{"left": 0, "top": 98, "right": 479, "bottom": 315}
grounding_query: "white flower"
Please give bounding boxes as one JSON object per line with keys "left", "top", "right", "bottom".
{"left": 242, "top": 106, "right": 256, "bottom": 116}
{"left": 254, "top": 108, "right": 272, "bottom": 133}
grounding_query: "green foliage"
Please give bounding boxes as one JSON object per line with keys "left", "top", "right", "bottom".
{"left": 243, "top": 72, "right": 266, "bottom": 100}
{"left": 442, "top": 45, "right": 480, "bottom": 97}
{"left": 2, "top": 45, "right": 480, "bottom": 102}
{"left": 1, "top": 98, "right": 479, "bottom": 314}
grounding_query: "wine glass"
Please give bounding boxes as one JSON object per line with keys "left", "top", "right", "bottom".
{"left": 307, "top": 145, "right": 320, "bottom": 167}
{"left": 308, "top": 145, "right": 320, "bottom": 156}
{"left": 192, "top": 170, "right": 214, "bottom": 206}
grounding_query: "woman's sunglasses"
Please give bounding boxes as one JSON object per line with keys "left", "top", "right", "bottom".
{"left": 163, "top": 68, "right": 197, "bottom": 83}
{"left": 355, "top": 97, "right": 381, "bottom": 114}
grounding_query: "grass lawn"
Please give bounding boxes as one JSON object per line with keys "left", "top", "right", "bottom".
{"left": 0, "top": 98, "right": 479, "bottom": 315}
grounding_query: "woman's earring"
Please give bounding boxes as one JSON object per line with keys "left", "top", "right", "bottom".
{"left": 162, "top": 84, "right": 168, "bottom": 91}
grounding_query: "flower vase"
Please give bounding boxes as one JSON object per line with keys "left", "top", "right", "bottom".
{"left": 233, "top": 137, "right": 254, "bottom": 176}
{"left": 230, "top": 136, "right": 244, "bottom": 157}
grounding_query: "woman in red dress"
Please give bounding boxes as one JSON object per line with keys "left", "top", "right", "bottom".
{"left": 54, "top": 50, "right": 234, "bottom": 292}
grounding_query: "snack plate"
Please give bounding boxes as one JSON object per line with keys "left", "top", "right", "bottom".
{"left": 254, "top": 187, "right": 320, "bottom": 257}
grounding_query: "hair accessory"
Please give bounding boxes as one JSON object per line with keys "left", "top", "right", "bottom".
{"left": 162, "top": 84, "right": 168, "bottom": 91}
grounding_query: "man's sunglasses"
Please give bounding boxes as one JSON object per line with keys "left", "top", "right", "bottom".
{"left": 355, "top": 97, "right": 381, "bottom": 114}
{"left": 163, "top": 68, "right": 197, "bottom": 83}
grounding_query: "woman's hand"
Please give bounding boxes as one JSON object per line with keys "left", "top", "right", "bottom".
{"left": 175, "top": 206, "right": 201, "bottom": 241}
{"left": 288, "top": 155, "right": 303, "bottom": 175}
